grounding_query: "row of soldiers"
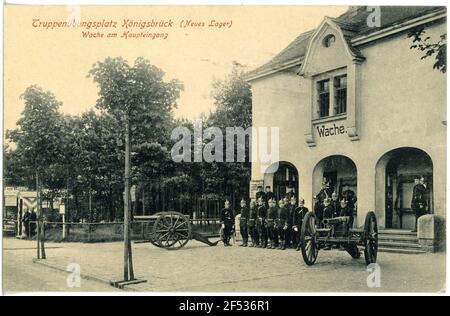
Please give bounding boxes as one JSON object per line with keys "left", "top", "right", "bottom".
{"left": 220, "top": 184, "right": 356, "bottom": 249}
{"left": 220, "top": 194, "right": 308, "bottom": 250}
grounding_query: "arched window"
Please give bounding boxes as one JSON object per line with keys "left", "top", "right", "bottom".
{"left": 323, "top": 34, "right": 336, "bottom": 47}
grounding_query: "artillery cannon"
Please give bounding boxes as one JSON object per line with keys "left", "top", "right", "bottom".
{"left": 299, "top": 211, "right": 378, "bottom": 266}
{"left": 134, "top": 212, "right": 219, "bottom": 250}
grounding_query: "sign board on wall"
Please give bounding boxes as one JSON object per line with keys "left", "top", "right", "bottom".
{"left": 249, "top": 180, "right": 264, "bottom": 200}
{"left": 4, "top": 196, "right": 18, "bottom": 207}
{"left": 313, "top": 118, "right": 347, "bottom": 143}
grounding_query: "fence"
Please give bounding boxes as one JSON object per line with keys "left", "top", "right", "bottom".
{"left": 24, "top": 218, "right": 221, "bottom": 243}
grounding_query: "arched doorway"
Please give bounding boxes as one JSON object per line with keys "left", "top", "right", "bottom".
{"left": 264, "top": 161, "right": 299, "bottom": 201}
{"left": 375, "top": 147, "right": 433, "bottom": 230}
{"left": 312, "top": 155, "right": 357, "bottom": 216}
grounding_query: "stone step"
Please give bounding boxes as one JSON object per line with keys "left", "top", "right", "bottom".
{"left": 379, "top": 229, "right": 417, "bottom": 236}
{"left": 378, "top": 235, "right": 419, "bottom": 243}
{"left": 378, "top": 247, "right": 426, "bottom": 255}
{"left": 378, "top": 241, "right": 422, "bottom": 249}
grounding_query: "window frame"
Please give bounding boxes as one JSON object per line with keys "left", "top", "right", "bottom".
{"left": 313, "top": 68, "right": 348, "bottom": 120}
{"left": 317, "top": 79, "right": 330, "bottom": 118}
{"left": 334, "top": 74, "right": 347, "bottom": 115}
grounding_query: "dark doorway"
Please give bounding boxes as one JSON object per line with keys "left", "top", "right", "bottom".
{"left": 382, "top": 148, "right": 433, "bottom": 229}
{"left": 266, "top": 162, "right": 299, "bottom": 202}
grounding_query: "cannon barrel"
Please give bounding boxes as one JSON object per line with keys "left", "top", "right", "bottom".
{"left": 322, "top": 216, "right": 350, "bottom": 225}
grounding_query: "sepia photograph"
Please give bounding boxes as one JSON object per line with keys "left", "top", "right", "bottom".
{"left": 1, "top": 2, "right": 447, "bottom": 298}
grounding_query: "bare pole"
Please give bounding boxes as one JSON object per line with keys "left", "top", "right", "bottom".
{"left": 36, "top": 170, "right": 40, "bottom": 259}
{"left": 123, "top": 115, "right": 134, "bottom": 281}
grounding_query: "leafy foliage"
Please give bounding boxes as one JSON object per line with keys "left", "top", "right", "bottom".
{"left": 200, "top": 65, "right": 253, "bottom": 201}
{"left": 408, "top": 26, "right": 447, "bottom": 73}
{"left": 5, "top": 60, "right": 252, "bottom": 220}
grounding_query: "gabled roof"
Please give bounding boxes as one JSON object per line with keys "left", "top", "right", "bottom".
{"left": 246, "top": 6, "right": 446, "bottom": 81}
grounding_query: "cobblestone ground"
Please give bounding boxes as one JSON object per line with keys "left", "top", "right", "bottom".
{"left": 3, "top": 238, "right": 446, "bottom": 293}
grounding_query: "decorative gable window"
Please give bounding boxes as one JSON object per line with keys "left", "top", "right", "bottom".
{"left": 314, "top": 70, "right": 347, "bottom": 119}
{"left": 299, "top": 17, "right": 364, "bottom": 146}
{"left": 323, "top": 34, "right": 336, "bottom": 47}
{"left": 317, "top": 79, "right": 330, "bottom": 117}
{"left": 334, "top": 75, "right": 347, "bottom": 114}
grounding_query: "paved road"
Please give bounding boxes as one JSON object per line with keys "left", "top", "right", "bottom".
{"left": 2, "top": 238, "right": 446, "bottom": 293}
{"left": 3, "top": 239, "right": 121, "bottom": 293}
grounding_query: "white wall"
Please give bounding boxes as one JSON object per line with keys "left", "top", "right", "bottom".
{"left": 250, "top": 20, "right": 446, "bottom": 228}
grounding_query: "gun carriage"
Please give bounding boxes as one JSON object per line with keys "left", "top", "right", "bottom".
{"left": 134, "top": 211, "right": 219, "bottom": 250}
{"left": 300, "top": 211, "right": 378, "bottom": 266}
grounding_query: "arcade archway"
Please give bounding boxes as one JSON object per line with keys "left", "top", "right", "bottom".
{"left": 375, "top": 147, "right": 433, "bottom": 230}
{"left": 312, "top": 155, "right": 357, "bottom": 215}
{"left": 263, "top": 161, "right": 299, "bottom": 201}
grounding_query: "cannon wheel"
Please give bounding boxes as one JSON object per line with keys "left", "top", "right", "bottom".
{"left": 152, "top": 212, "right": 191, "bottom": 250}
{"left": 363, "top": 211, "right": 378, "bottom": 265}
{"left": 300, "top": 211, "right": 319, "bottom": 266}
{"left": 345, "top": 243, "right": 361, "bottom": 259}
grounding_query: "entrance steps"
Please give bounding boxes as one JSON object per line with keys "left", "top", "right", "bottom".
{"left": 378, "top": 229, "right": 425, "bottom": 254}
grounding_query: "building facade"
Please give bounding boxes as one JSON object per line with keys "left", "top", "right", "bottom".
{"left": 247, "top": 6, "right": 446, "bottom": 229}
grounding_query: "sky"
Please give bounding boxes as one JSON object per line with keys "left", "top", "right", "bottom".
{"left": 3, "top": 5, "right": 348, "bottom": 131}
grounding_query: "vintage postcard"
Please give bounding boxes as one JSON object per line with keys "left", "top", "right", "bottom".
{"left": 1, "top": 3, "right": 447, "bottom": 298}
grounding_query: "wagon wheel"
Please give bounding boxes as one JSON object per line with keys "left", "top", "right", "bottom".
{"left": 300, "top": 211, "right": 319, "bottom": 266}
{"left": 345, "top": 243, "right": 361, "bottom": 259}
{"left": 152, "top": 212, "right": 191, "bottom": 250}
{"left": 147, "top": 217, "right": 166, "bottom": 248}
{"left": 363, "top": 211, "right": 378, "bottom": 265}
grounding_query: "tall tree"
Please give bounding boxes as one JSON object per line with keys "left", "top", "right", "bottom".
{"left": 202, "top": 65, "right": 253, "bottom": 204}
{"left": 89, "top": 56, "right": 183, "bottom": 281}
{"left": 7, "top": 85, "right": 65, "bottom": 180}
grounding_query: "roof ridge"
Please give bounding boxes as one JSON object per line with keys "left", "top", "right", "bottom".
{"left": 246, "top": 6, "right": 445, "bottom": 81}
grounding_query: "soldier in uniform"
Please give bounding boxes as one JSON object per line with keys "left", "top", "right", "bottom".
{"left": 339, "top": 198, "right": 354, "bottom": 228}
{"left": 279, "top": 197, "right": 292, "bottom": 250}
{"left": 276, "top": 198, "right": 285, "bottom": 249}
{"left": 265, "top": 186, "right": 274, "bottom": 206}
{"left": 22, "top": 209, "right": 31, "bottom": 238}
{"left": 29, "top": 208, "right": 37, "bottom": 237}
{"left": 292, "top": 197, "right": 309, "bottom": 251}
{"left": 238, "top": 198, "right": 249, "bottom": 247}
{"left": 330, "top": 192, "right": 340, "bottom": 218}
{"left": 248, "top": 200, "right": 259, "bottom": 247}
{"left": 341, "top": 184, "right": 357, "bottom": 214}
{"left": 266, "top": 198, "right": 279, "bottom": 249}
{"left": 255, "top": 185, "right": 266, "bottom": 205}
{"left": 220, "top": 199, "right": 234, "bottom": 246}
{"left": 285, "top": 186, "right": 295, "bottom": 201}
{"left": 322, "top": 198, "right": 334, "bottom": 221}
{"left": 317, "top": 179, "right": 333, "bottom": 202}
{"left": 313, "top": 195, "right": 323, "bottom": 224}
{"left": 286, "top": 196, "right": 297, "bottom": 248}
{"left": 314, "top": 180, "right": 332, "bottom": 225}
{"left": 322, "top": 198, "right": 334, "bottom": 250}
{"left": 411, "top": 176, "right": 428, "bottom": 232}
{"left": 256, "top": 196, "right": 268, "bottom": 248}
